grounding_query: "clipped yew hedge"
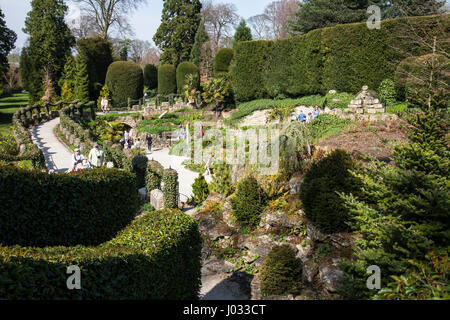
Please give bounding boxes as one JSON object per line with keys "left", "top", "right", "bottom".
{"left": 214, "top": 48, "right": 234, "bottom": 77}
{"left": 176, "top": 62, "right": 199, "bottom": 94}
{"left": 0, "top": 166, "right": 139, "bottom": 247}
{"left": 0, "top": 209, "right": 202, "bottom": 299}
{"left": 158, "top": 64, "right": 177, "bottom": 95}
{"left": 231, "top": 15, "right": 450, "bottom": 102}
{"left": 106, "top": 61, "right": 144, "bottom": 107}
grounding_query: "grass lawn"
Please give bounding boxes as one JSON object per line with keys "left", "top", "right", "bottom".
{"left": 0, "top": 93, "right": 29, "bottom": 134}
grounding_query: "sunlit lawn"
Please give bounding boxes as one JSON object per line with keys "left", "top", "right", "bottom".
{"left": 0, "top": 93, "right": 29, "bottom": 134}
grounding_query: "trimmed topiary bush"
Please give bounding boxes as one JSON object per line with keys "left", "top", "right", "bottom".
{"left": 147, "top": 159, "right": 164, "bottom": 192}
{"left": 214, "top": 48, "right": 233, "bottom": 77}
{"left": 131, "top": 155, "right": 148, "bottom": 189}
{"left": 176, "top": 61, "right": 199, "bottom": 94}
{"left": 158, "top": 64, "right": 177, "bottom": 95}
{"left": 144, "top": 64, "right": 158, "bottom": 89}
{"left": 105, "top": 61, "right": 144, "bottom": 107}
{"left": 0, "top": 166, "right": 139, "bottom": 247}
{"left": 378, "top": 79, "right": 397, "bottom": 107}
{"left": 163, "top": 168, "right": 179, "bottom": 209}
{"left": 231, "top": 175, "right": 267, "bottom": 229}
{"left": 299, "top": 149, "right": 361, "bottom": 234}
{"left": 0, "top": 209, "right": 202, "bottom": 299}
{"left": 259, "top": 245, "right": 302, "bottom": 296}
{"left": 192, "top": 173, "right": 209, "bottom": 203}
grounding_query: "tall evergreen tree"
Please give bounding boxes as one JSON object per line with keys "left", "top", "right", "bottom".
{"left": 74, "top": 54, "right": 90, "bottom": 103}
{"left": 381, "top": 0, "right": 446, "bottom": 18}
{"left": 0, "top": 8, "right": 17, "bottom": 85}
{"left": 190, "top": 19, "right": 210, "bottom": 67}
{"left": 23, "top": 0, "right": 75, "bottom": 97}
{"left": 19, "top": 46, "right": 42, "bottom": 103}
{"left": 153, "top": 0, "right": 202, "bottom": 66}
{"left": 58, "top": 55, "right": 76, "bottom": 92}
{"left": 290, "top": 0, "right": 369, "bottom": 34}
{"left": 232, "top": 19, "right": 252, "bottom": 49}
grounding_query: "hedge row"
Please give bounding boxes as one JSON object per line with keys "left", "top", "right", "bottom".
{"left": 158, "top": 64, "right": 177, "bottom": 95}
{"left": 231, "top": 15, "right": 450, "bottom": 102}
{"left": 214, "top": 48, "right": 234, "bottom": 77}
{"left": 106, "top": 61, "right": 144, "bottom": 107}
{"left": 0, "top": 209, "right": 202, "bottom": 299}
{"left": 0, "top": 166, "right": 139, "bottom": 247}
{"left": 176, "top": 62, "right": 199, "bottom": 94}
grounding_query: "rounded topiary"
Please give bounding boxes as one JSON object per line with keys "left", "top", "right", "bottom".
{"left": 158, "top": 64, "right": 177, "bottom": 95}
{"left": 259, "top": 245, "right": 302, "bottom": 296}
{"left": 144, "top": 64, "right": 158, "bottom": 90}
{"left": 146, "top": 160, "right": 164, "bottom": 192}
{"left": 299, "top": 149, "right": 361, "bottom": 234}
{"left": 192, "top": 173, "right": 209, "bottom": 203}
{"left": 131, "top": 155, "right": 148, "bottom": 189}
{"left": 176, "top": 62, "right": 199, "bottom": 94}
{"left": 163, "top": 168, "right": 179, "bottom": 209}
{"left": 230, "top": 175, "right": 266, "bottom": 229}
{"left": 214, "top": 48, "right": 233, "bottom": 77}
{"left": 105, "top": 61, "right": 144, "bottom": 107}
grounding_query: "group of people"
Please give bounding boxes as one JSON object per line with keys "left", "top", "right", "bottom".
{"left": 118, "top": 130, "right": 153, "bottom": 153}
{"left": 292, "top": 106, "right": 321, "bottom": 123}
{"left": 71, "top": 142, "right": 105, "bottom": 172}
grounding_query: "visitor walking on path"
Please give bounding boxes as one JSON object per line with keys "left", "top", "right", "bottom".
{"left": 101, "top": 97, "right": 110, "bottom": 114}
{"left": 124, "top": 130, "right": 129, "bottom": 145}
{"left": 88, "top": 142, "right": 105, "bottom": 168}
{"left": 134, "top": 138, "right": 141, "bottom": 151}
{"left": 146, "top": 134, "right": 153, "bottom": 154}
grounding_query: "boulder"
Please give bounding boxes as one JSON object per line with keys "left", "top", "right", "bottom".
{"left": 150, "top": 189, "right": 164, "bottom": 210}
{"left": 289, "top": 173, "right": 303, "bottom": 195}
{"left": 306, "top": 220, "right": 327, "bottom": 242}
{"left": 259, "top": 210, "right": 303, "bottom": 234}
{"left": 319, "top": 265, "right": 345, "bottom": 293}
{"left": 302, "top": 260, "right": 319, "bottom": 283}
{"left": 296, "top": 243, "right": 313, "bottom": 263}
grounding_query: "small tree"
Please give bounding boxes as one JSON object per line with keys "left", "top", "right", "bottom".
{"left": 74, "top": 54, "right": 90, "bottom": 103}
{"left": 378, "top": 79, "right": 397, "bottom": 107}
{"left": 232, "top": 19, "right": 252, "bottom": 49}
{"left": 61, "top": 81, "right": 75, "bottom": 102}
{"left": 192, "top": 173, "right": 209, "bottom": 203}
{"left": 96, "top": 84, "right": 110, "bottom": 109}
{"left": 201, "top": 77, "right": 231, "bottom": 116}
{"left": 184, "top": 73, "right": 200, "bottom": 107}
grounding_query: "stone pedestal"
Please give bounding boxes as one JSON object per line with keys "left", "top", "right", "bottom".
{"left": 150, "top": 189, "right": 164, "bottom": 210}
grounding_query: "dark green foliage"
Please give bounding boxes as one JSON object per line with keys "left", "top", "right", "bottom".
{"left": 214, "top": 48, "right": 234, "bottom": 77}
{"left": 300, "top": 149, "right": 361, "bottom": 234}
{"left": 58, "top": 55, "right": 76, "bottom": 92}
{"left": 105, "top": 61, "right": 144, "bottom": 107}
{"left": 231, "top": 15, "right": 449, "bottom": 102}
{"left": 290, "top": 0, "right": 368, "bottom": 34}
{"left": 131, "top": 155, "right": 148, "bottom": 189}
{"left": 74, "top": 54, "right": 90, "bottom": 103}
{"left": 192, "top": 173, "right": 209, "bottom": 203}
{"left": 231, "top": 40, "right": 273, "bottom": 102}
{"left": 153, "top": 0, "right": 202, "bottom": 66}
{"left": 381, "top": 0, "right": 446, "bottom": 18}
{"left": 231, "top": 176, "right": 267, "bottom": 229}
{"left": 76, "top": 37, "right": 114, "bottom": 100}
{"left": 147, "top": 160, "right": 164, "bottom": 192}
{"left": 176, "top": 61, "right": 199, "bottom": 94}
{"left": 232, "top": 19, "right": 252, "bottom": 49}
{"left": 259, "top": 245, "right": 302, "bottom": 296}
{"left": 23, "top": 0, "right": 75, "bottom": 96}
{"left": 163, "top": 168, "right": 179, "bottom": 209}
{"left": 158, "top": 64, "right": 177, "bottom": 95}
{"left": 190, "top": 19, "right": 209, "bottom": 66}
{"left": 144, "top": 64, "right": 158, "bottom": 89}
{"left": 0, "top": 8, "right": 17, "bottom": 84}
{"left": 19, "top": 46, "right": 42, "bottom": 103}
{"left": 339, "top": 101, "right": 450, "bottom": 299}
{"left": 0, "top": 209, "right": 202, "bottom": 299}
{"left": 0, "top": 166, "right": 139, "bottom": 247}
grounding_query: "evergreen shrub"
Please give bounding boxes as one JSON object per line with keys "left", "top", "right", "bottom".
{"left": 105, "top": 61, "right": 144, "bottom": 107}
{"left": 158, "top": 64, "right": 177, "bottom": 95}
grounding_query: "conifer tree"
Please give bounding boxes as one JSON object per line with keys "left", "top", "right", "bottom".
{"left": 74, "top": 54, "right": 90, "bottom": 103}
{"left": 190, "top": 19, "right": 210, "bottom": 67}
{"left": 232, "top": 20, "right": 252, "bottom": 49}
{"left": 58, "top": 55, "right": 76, "bottom": 92}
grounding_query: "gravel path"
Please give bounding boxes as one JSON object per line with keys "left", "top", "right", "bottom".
{"left": 31, "top": 118, "right": 73, "bottom": 173}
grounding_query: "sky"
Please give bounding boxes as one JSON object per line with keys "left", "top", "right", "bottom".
{"left": 0, "top": 0, "right": 275, "bottom": 51}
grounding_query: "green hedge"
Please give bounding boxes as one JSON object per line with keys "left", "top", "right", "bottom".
{"left": 163, "top": 168, "right": 179, "bottom": 209}
{"left": 158, "top": 64, "right": 177, "bottom": 95}
{"left": 231, "top": 15, "right": 450, "bottom": 102}
{"left": 214, "top": 48, "right": 234, "bottom": 77}
{"left": 0, "top": 166, "right": 139, "bottom": 247}
{"left": 106, "top": 61, "right": 144, "bottom": 107}
{"left": 176, "top": 62, "right": 199, "bottom": 94}
{"left": 0, "top": 209, "right": 202, "bottom": 299}
{"left": 144, "top": 64, "right": 158, "bottom": 90}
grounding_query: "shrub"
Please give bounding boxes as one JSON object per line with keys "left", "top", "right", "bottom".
{"left": 299, "top": 149, "right": 361, "bottom": 234}
{"left": 105, "top": 61, "right": 144, "bottom": 107}
{"left": 231, "top": 176, "right": 267, "bottom": 229}
{"left": 259, "top": 245, "right": 302, "bottom": 296}
{"left": 96, "top": 84, "right": 111, "bottom": 110}
{"left": 201, "top": 76, "right": 233, "bottom": 111}
{"left": 192, "top": 173, "right": 209, "bottom": 203}
{"left": 214, "top": 48, "right": 233, "bottom": 77}
{"left": 0, "top": 166, "right": 139, "bottom": 247}
{"left": 144, "top": 64, "right": 158, "bottom": 89}
{"left": 147, "top": 159, "right": 164, "bottom": 193}
{"left": 209, "top": 164, "right": 234, "bottom": 197}
{"left": 131, "top": 155, "right": 148, "bottom": 189}
{"left": 158, "top": 64, "right": 177, "bottom": 95}
{"left": 176, "top": 62, "right": 199, "bottom": 94}
{"left": 0, "top": 209, "right": 202, "bottom": 299}
{"left": 378, "top": 79, "right": 397, "bottom": 107}
{"left": 163, "top": 168, "right": 179, "bottom": 209}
